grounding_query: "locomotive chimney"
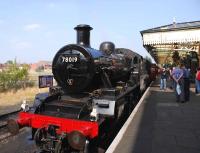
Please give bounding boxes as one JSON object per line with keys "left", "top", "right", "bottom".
{"left": 74, "top": 24, "right": 93, "bottom": 47}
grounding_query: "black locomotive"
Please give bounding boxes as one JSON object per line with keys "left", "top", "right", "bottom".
{"left": 8, "top": 25, "right": 152, "bottom": 153}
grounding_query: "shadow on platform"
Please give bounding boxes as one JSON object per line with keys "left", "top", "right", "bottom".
{"left": 113, "top": 81, "right": 200, "bottom": 153}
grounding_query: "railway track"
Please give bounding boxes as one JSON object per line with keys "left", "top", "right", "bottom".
{"left": 0, "top": 110, "right": 21, "bottom": 141}
{"left": 0, "top": 110, "right": 20, "bottom": 128}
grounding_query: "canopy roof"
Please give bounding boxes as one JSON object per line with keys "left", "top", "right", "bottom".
{"left": 141, "top": 21, "right": 200, "bottom": 45}
{"left": 141, "top": 21, "right": 200, "bottom": 33}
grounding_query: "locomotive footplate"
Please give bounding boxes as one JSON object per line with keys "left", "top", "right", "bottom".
{"left": 7, "top": 112, "right": 98, "bottom": 139}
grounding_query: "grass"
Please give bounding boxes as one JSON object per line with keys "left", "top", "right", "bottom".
{"left": 0, "top": 87, "right": 49, "bottom": 107}
{"left": 0, "top": 71, "right": 52, "bottom": 115}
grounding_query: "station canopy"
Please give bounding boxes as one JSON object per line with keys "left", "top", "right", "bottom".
{"left": 140, "top": 21, "right": 200, "bottom": 66}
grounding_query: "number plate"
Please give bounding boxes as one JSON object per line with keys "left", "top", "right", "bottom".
{"left": 61, "top": 55, "right": 79, "bottom": 63}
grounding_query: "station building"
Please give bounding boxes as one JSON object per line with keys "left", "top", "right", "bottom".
{"left": 140, "top": 20, "right": 200, "bottom": 67}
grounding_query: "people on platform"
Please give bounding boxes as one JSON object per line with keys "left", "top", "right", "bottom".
{"left": 160, "top": 67, "right": 167, "bottom": 90}
{"left": 195, "top": 67, "right": 200, "bottom": 95}
{"left": 182, "top": 65, "right": 190, "bottom": 101}
{"left": 171, "top": 64, "right": 184, "bottom": 102}
{"left": 169, "top": 67, "right": 175, "bottom": 89}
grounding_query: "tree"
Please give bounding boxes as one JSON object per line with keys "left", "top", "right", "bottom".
{"left": 5, "top": 60, "right": 14, "bottom": 65}
{"left": 0, "top": 60, "right": 29, "bottom": 91}
{"left": 35, "top": 65, "right": 44, "bottom": 72}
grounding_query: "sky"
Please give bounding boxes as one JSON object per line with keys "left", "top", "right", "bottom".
{"left": 0, "top": 0, "right": 199, "bottom": 63}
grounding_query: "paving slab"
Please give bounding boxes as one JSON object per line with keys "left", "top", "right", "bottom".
{"left": 107, "top": 81, "right": 200, "bottom": 153}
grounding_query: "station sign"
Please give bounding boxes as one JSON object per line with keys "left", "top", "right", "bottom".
{"left": 38, "top": 75, "right": 53, "bottom": 88}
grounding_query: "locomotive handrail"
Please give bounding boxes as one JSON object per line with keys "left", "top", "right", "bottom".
{"left": 77, "top": 101, "right": 91, "bottom": 119}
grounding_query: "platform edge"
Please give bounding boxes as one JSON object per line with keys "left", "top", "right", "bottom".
{"left": 105, "top": 82, "right": 152, "bottom": 153}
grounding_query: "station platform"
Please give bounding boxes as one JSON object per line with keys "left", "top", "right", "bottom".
{"left": 106, "top": 80, "right": 200, "bottom": 153}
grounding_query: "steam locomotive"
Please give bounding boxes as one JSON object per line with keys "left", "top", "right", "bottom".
{"left": 7, "top": 25, "right": 152, "bottom": 153}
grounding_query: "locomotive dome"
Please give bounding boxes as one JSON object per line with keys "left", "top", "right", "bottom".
{"left": 100, "top": 41, "right": 115, "bottom": 55}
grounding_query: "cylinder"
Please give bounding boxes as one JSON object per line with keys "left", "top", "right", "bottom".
{"left": 74, "top": 24, "right": 93, "bottom": 47}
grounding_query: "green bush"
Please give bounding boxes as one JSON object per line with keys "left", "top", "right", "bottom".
{"left": 0, "top": 62, "right": 31, "bottom": 91}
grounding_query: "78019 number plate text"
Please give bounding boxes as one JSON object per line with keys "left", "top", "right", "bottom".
{"left": 61, "top": 56, "right": 79, "bottom": 63}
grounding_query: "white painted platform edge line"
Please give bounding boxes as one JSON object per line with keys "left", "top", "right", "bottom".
{"left": 106, "top": 83, "right": 152, "bottom": 153}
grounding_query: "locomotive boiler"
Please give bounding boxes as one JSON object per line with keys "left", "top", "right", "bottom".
{"left": 52, "top": 25, "right": 135, "bottom": 93}
{"left": 7, "top": 25, "right": 151, "bottom": 153}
